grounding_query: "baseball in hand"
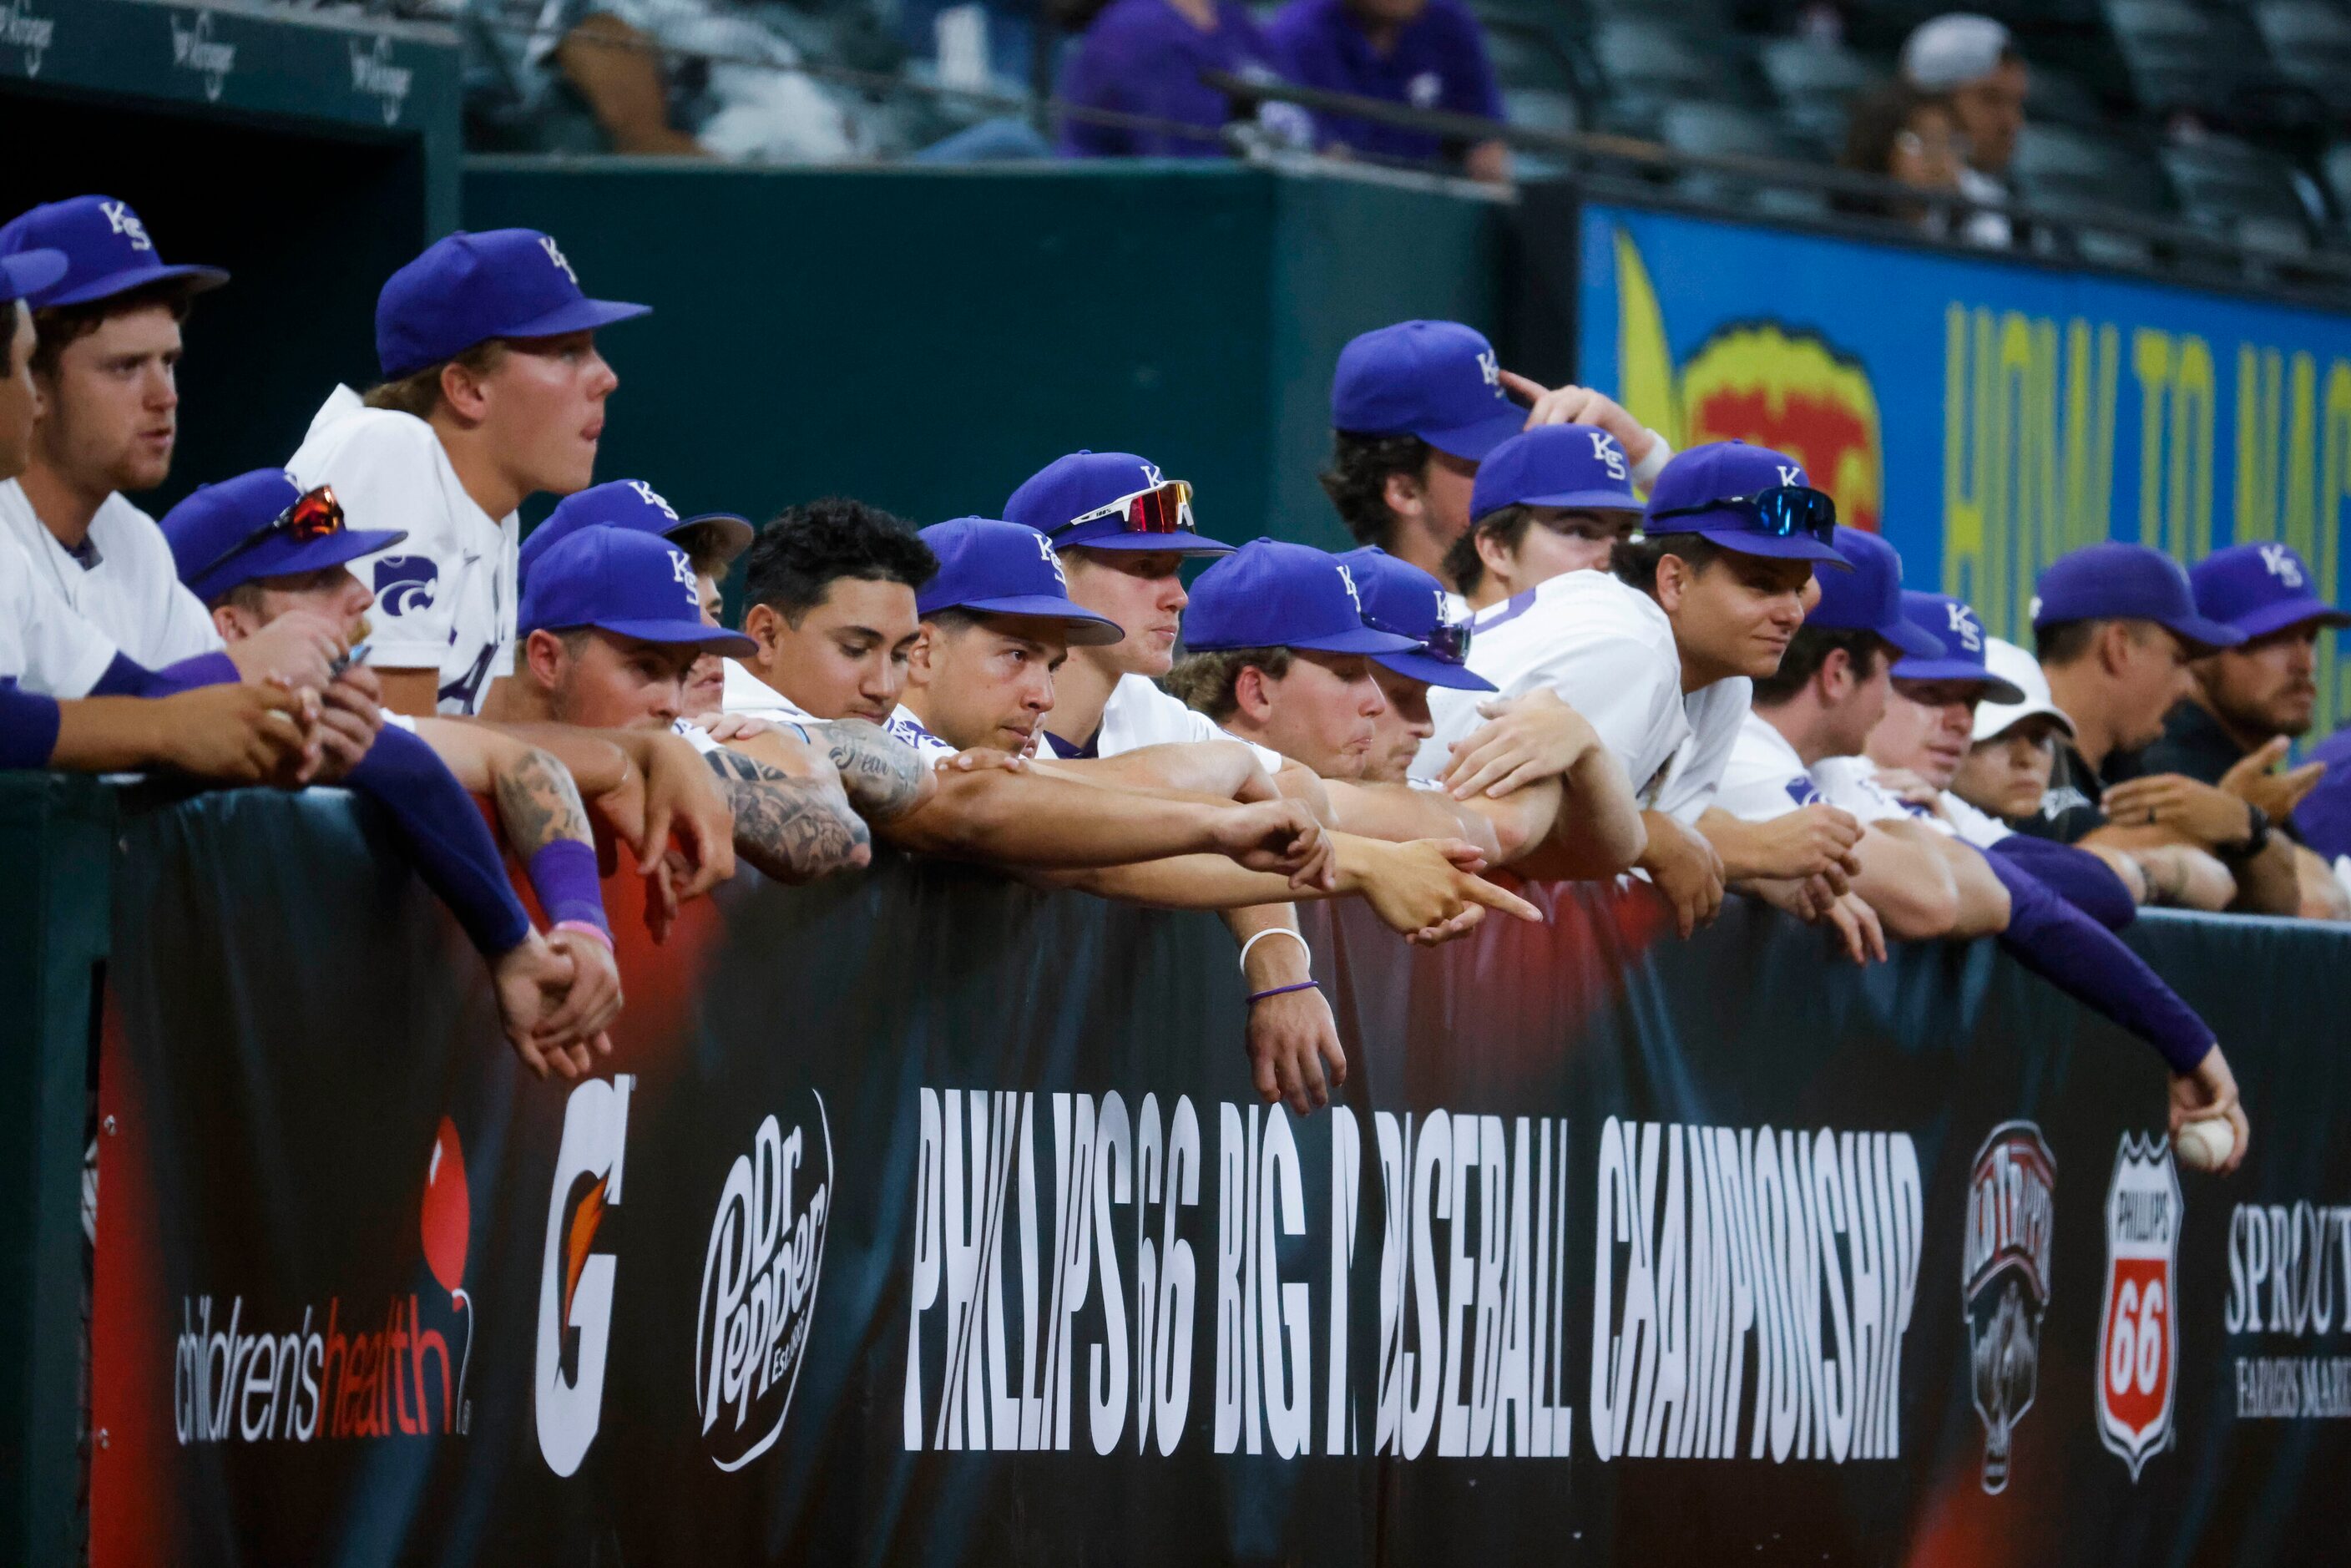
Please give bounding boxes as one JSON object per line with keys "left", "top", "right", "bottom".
{"left": 2174, "top": 1116, "right": 2236, "bottom": 1173}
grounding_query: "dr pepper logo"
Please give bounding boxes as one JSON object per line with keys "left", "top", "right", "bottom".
{"left": 2096, "top": 1133, "right": 2181, "bottom": 1480}
{"left": 1963, "top": 1122, "right": 2055, "bottom": 1495}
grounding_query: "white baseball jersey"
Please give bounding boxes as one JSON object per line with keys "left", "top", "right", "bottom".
{"left": 717, "top": 655, "right": 821, "bottom": 725}
{"left": 286, "top": 386, "right": 518, "bottom": 715}
{"left": 885, "top": 705, "right": 958, "bottom": 764}
{"left": 0, "top": 482, "right": 221, "bottom": 669}
{"left": 1716, "top": 710, "right": 1831, "bottom": 822}
{"left": 0, "top": 529, "right": 123, "bottom": 697}
{"left": 1812, "top": 754, "right": 2013, "bottom": 851}
{"left": 1042, "top": 673, "right": 1286, "bottom": 776}
{"left": 1419, "top": 569, "right": 1742, "bottom": 817}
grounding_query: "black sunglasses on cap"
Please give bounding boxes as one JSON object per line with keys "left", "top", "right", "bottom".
{"left": 1363, "top": 610, "right": 1472, "bottom": 665}
{"left": 1647, "top": 485, "right": 1838, "bottom": 545}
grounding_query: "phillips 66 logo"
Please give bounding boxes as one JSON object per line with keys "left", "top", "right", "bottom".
{"left": 2096, "top": 1133, "right": 2181, "bottom": 1479}
{"left": 695, "top": 1095, "right": 832, "bottom": 1471}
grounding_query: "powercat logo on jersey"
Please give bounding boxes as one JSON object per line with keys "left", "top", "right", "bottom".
{"left": 1963, "top": 1122, "right": 2055, "bottom": 1493}
{"left": 174, "top": 1117, "right": 479, "bottom": 1444}
{"left": 2096, "top": 1133, "right": 2180, "bottom": 1479}
{"left": 167, "top": 10, "right": 235, "bottom": 102}
{"left": 538, "top": 1075, "right": 635, "bottom": 1477}
{"left": 696, "top": 1095, "right": 832, "bottom": 1471}
{"left": 1589, "top": 1120, "right": 1922, "bottom": 1464}
{"left": 2223, "top": 1194, "right": 2351, "bottom": 1419}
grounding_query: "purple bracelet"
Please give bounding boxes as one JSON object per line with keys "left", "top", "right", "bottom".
{"left": 526, "top": 839, "right": 610, "bottom": 940}
{"left": 1246, "top": 979, "right": 1321, "bottom": 1005}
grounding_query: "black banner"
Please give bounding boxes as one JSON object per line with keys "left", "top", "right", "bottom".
{"left": 90, "top": 791, "right": 2351, "bottom": 1564}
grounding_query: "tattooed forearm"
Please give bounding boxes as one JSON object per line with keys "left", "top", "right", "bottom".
{"left": 492, "top": 746, "right": 594, "bottom": 856}
{"left": 713, "top": 769, "right": 872, "bottom": 882}
{"left": 805, "top": 719, "right": 930, "bottom": 822}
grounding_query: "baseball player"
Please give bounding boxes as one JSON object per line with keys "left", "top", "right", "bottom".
{"left": 519, "top": 477, "right": 753, "bottom": 721}
{"left": 287, "top": 227, "right": 650, "bottom": 717}
{"left": 156, "top": 468, "right": 628, "bottom": 1078}
{"left": 1421, "top": 441, "right": 1850, "bottom": 938}
{"left": 0, "top": 196, "right": 343, "bottom": 696}
{"left": 725, "top": 496, "right": 937, "bottom": 727}
{"left": 1320, "top": 320, "right": 1670, "bottom": 591}
{"left": 2025, "top": 544, "right": 2302, "bottom": 913}
{"left": 1448, "top": 422, "right": 1646, "bottom": 612}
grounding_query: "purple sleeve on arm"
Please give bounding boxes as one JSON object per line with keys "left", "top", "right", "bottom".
{"left": 88, "top": 650, "right": 238, "bottom": 698}
{"left": 0, "top": 680, "right": 62, "bottom": 769}
{"left": 346, "top": 722, "right": 532, "bottom": 959}
{"left": 1979, "top": 847, "right": 2212, "bottom": 1075}
{"left": 1990, "top": 833, "right": 2136, "bottom": 930}
{"left": 528, "top": 837, "right": 609, "bottom": 938}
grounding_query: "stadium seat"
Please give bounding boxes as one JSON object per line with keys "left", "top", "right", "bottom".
{"left": 1482, "top": 25, "right": 1580, "bottom": 95}
{"left": 1756, "top": 37, "right": 1883, "bottom": 152}
{"left": 2158, "top": 135, "right": 2318, "bottom": 256}
{"left": 2025, "top": 61, "right": 2114, "bottom": 129}
{"left": 1590, "top": 18, "right": 1747, "bottom": 136}
{"left": 2252, "top": 1, "right": 2351, "bottom": 117}
{"left": 2102, "top": 0, "right": 2314, "bottom": 130}
{"left": 1657, "top": 100, "right": 1831, "bottom": 220}
{"left": 2011, "top": 121, "right": 2174, "bottom": 218}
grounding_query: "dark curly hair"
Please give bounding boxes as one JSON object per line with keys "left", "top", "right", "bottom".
{"left": 1318, "top": 431, "right": 1430, "bottom": 551}
{"left": 1609, "top": 531, "right": 1727, "bottom": 593}
{"left": 741, "top": 497, "right": 936, "bottom": 626}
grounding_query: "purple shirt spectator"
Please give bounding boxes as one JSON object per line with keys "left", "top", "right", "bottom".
{"left": 2292, "top": 726, "right": 2351, "bottom": 864}
{"left": 1266, "top": 0, "right": 1502, "bottom": 164}
{"left": 1058, "top": 0, "right": 1298, "bottom": 158}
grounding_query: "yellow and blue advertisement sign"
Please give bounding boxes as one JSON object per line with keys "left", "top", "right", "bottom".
{"left": 1578, "top": 203, "right": 2351, "bottom": 727}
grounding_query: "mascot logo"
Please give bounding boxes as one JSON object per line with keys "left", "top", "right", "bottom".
{"left": 1612, "top": 228, "right": 1884, "bottom": 533}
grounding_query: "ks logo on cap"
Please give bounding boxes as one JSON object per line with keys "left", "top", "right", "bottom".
{"left": 1946, "top": 602, "right": 1984, "bottom": 654}
{"left": 99, "top": 200, "right": 151, "bottom": 250}
{"left": 1476, "top": 348, "right": 1500, "bottom": 389}
{"left": 539, "top": 235, "right": 578, "bottom": 284}
{"left": 627, "top": 480, "right": 680, "bottom": 521}
{"left": 1034, "top": 531, "right": 1069, "bottom": 589}
{"left": 2096, "top": 1133, "right": 2181, "bottom": 1482}
{"left": 1335, "top": 562, "right": 1361, "bottom": 612}
{"left": 1590, "top": 430, "right": 1628, "bottom": 482}
{"left": 2260, "top": 544, "right": 2306, "bottom": 588}
{"left": 1776, "top": 463, "right": 1802, "bottom": 487}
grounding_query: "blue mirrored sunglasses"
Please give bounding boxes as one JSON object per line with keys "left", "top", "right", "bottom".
{"left": 1648, "top": 485, "right": 1837, "bottom": 545}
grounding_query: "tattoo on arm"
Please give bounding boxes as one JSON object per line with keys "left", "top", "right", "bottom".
{"left": 703, "top": 745, "right": 872, "bottom": 879}
{"left": 806, "top": 719, "right": 928, "bottom": 822}
{"left": 493, "top": 746, "right": 593, "bottom": 856}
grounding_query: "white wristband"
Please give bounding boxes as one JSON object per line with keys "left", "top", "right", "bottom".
{"left": 1630, "top": 430, "right": 1673, "bottom": 488}
{"left": 1236, "top": 926, "right": 1309, "bottom": 975}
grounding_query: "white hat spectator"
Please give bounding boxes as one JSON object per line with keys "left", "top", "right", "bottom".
{"left": 1900, "top": 13, "right": 2013, "bottom": 92}
{"left": 1971, "top": 636, "right": 2075, "bottom": 742}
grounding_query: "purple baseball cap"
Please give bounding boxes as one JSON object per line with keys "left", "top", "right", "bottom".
{"left": 1184, "top": 539, "right": 1424, "bottom": 657}
{"left": 162, "top": 469, "right": 408, "bottom": 604}
{"left": 1641, "top": 442, "right": 1852, "bottom": 567}
{"left": 1469, "top": 422, "right": 1642, "bottom": 522}
{"left": 1002, "top": 451, "right": 1236, "bottom": 555}
{"left": 1334, "top": 546, "right": 1494, "bottom": 691}
{"left": 0, "top": 196, "right": 229, "bottom": 308}
{"left": 0, "top": 248, "right": 66, "bottom": 306}
{"left": 520, "top": 526, "right": 755, "bottom": 654}
{"left": 377, "top": 229, "right": 650, "bottom": 379}
{"left": 520, "top": 478, "right": 751, "bottom": 583}
{"left": 1806, "top": 527, "right": 1944, "bottom": 658}
{"left": 1889, "top": 591, "right": 2027, "bottom": 702}
{"left": 2031, "top": 542, "right": 2244, "bottom": 653}
{"left": 916, "top": 518, "right": 1124, "bottom": 645}
{"left": 2190, "top": 542, "right": 2351, "bottom": 641}
{"left": 1331, "top": 321, "right": 1526, "bottom": 460}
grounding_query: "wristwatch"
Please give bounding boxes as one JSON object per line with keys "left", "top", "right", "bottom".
{"left": 2219, "top": 802, "right": 2273, "bottom": 861}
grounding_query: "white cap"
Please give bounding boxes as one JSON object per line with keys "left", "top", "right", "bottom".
{"left": 1901, "top": 13, "right": 2013, "bottom": 90}
{"left": 1971, "top": 636, "right": 2075, "bottom": 742}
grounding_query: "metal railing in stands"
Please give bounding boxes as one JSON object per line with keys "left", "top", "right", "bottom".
{"left": 473, "top": 18, "right": 2351, "bottom": 302}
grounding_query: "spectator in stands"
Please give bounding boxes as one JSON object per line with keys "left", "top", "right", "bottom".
{"left": 1264, "top": 0, "right": 1509, "bottom": 183}
{"left": 290, "top": 227, "right": 649, "bottom": 717}
{"left": 2106, "top": 541, "right": 2346, "bottom": 916}
{"left": 1937, "top": 635, "right": 2228, "bottom": 912}
{"left": 1716, "top": 529, "right": 1997, "bottom": 947}
{"left": 1056, "top": 0, "right": 1309, "bottom": 159}
{"left": 1836, "top": 83, "right": 1966, "bottom": 236}
{"left": 1446, "top": 422, "right": 1645, "bottom": 611}
{"left": 1898, "top": 13, "right": 2025, "bottom": 248}
{"left": 1320, "top": 321, "right": 1670, "bottom": 592}
{"left": 0, "top": 197, "right": 343, "bottom": 696}
{"left": 518, "top": 477, "right": 752, "bottom": 720}
{"left": 2026, "top": 543, "right": 2303, "bottom": 913}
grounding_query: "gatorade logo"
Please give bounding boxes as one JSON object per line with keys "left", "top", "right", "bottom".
{"left": 537, "top": 1075, "right": 634, "bottom": 1478}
